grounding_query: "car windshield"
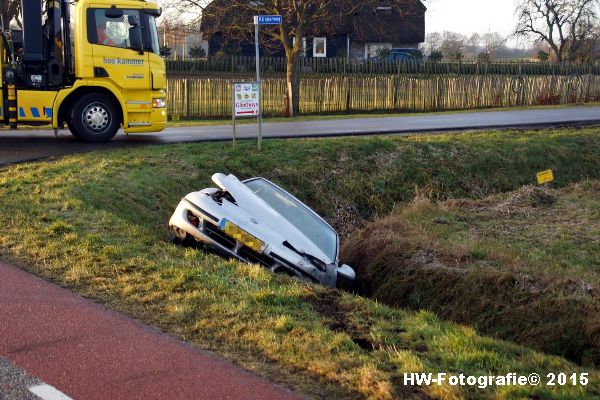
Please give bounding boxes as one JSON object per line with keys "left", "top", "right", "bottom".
{"left": 244, "top": 178, "right": 337, "bottom": 261}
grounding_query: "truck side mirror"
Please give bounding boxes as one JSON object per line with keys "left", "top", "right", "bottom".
{"left": 129, "top": 25, "right": 143, "bottom": 54}
{"left": 105, "top": 7, "right": 123, "bottom": 18}
{"left": 128, "top": 15, "right": 141, "bottom": 26}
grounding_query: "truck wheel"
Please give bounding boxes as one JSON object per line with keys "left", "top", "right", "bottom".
{"left": 67, "top": 120, "right": 81, "bottom": 139}
{"left": 70, "top": 93, "right": 120, "bottom": 143}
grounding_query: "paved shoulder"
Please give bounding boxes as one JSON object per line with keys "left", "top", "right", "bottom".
{"left": 163, "top": 106, "right": 600, "bottom": 140}
{"left": 0, "top": 262, "right": 302, "bottom": 400}
{"left": 1, "top": 106, "right": 599, "bottom": 165}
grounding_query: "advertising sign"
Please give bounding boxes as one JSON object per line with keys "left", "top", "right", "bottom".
{"left": 233, "top": 82, "right": 260, "bottom": 117}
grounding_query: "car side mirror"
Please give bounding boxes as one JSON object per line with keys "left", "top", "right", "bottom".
{"left": 337, "top": 264, "right": 356, "bottom": 281}
{"left": 129, "top": 25, "right": 144, "bottom": 54}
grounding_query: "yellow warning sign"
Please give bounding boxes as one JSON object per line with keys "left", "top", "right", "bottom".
{"left": 537, "top": 169, "right": 554, "bottom": 185}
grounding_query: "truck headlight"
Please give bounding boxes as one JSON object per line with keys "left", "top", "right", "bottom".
{"left": 152, "top": 98, "right": 166, "bottom": 108}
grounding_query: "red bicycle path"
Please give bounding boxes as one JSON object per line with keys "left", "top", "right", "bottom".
{"left": 0, "top": 261, "right": 303, "bottom": 400}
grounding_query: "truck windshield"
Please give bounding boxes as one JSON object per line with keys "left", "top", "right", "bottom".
{"left": 88, "top": 9, "right": 161, "bottom": 55}
{"left": 144, "top": 13, "right": 160, "bottom": 55}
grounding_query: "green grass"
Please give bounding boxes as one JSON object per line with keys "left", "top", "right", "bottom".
{"left": 343, "top": 182, "right": 600, "bottom": 366}
{"left": 0, "top": 128, "right": 599, "bottom": 399}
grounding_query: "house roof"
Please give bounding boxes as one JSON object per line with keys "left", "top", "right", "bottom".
{"left": 200, "top": 0, "right": 426, "bottom": 44}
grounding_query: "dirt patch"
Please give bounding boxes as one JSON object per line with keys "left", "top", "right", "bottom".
{"left": 329, "top": 199, "right": 367, "bottom": 239}
{"left": 447, "top": 185, "right": 558, "bottom": 217}
{"left": 308, "top": 290, "right": 432, "bottom": 400}
{"left": 310, "top": 290, "right": 376, "bottom": 351}
{"left": 341, "top": 183, "right": 600, "bottom": 367}
{"left": 495, "top": 185, "right": 556, "bottom": 210}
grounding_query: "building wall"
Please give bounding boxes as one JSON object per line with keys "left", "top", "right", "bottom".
{"left": 207, "top": 35, "right": 420, "bottom": 60}
{"left": 161, "top": 32, "right": 209, "bottom": 57}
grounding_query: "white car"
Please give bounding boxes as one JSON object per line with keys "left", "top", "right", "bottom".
{"left": 169, "top": 173, "right": 356, "bottom": 288}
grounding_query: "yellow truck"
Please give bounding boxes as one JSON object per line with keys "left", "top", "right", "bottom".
{"left": 1, "top": 0, "right": 167, "bottom": 142}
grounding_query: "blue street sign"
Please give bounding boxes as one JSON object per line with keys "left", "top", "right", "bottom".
{"left": 254, "top": 15, "right": 282, "bottom": 25}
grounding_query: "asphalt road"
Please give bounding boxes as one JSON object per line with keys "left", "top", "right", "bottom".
{"left": 0, "top": 262, "right": 302, "bottom": 400}
{"left": 0, "top": 358, "right": 43, "bottom": 400}
{"left": 1, "top": 106, "right": 599, "bottom": 164}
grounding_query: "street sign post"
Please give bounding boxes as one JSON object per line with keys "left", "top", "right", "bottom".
{"left": 252, "top": 15, "right": 282, "bottom": 150}
{"left": 254, "top": 15, "right": 282, "bottom": 25}
{"left": 232, "top": 82, "right": 260, "bottom": 147}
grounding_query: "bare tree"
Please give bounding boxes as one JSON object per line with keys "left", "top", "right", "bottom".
{"left": 482, "top": 32, "right": 507, "bottom": 58}
{"left": 440, "top": 31, "right": 466, "bottom": 61}
{"left": 157, "top": 15, "right": 200, "bottom": 57}
{"left": 194, "top": 0, "right": 425, "bottom": 117}
{"left": 569, "top": 11, "right": 600, "bottom": 61}
{"left": 424, "top": 31, "right": 442, "bottom": 54}
{"left": 514, "top": 0, "right": 599, "bottom": 62}
{"left": 467, "top": 32, "right": 481, "bottom": 48}
{"left": 201, "top": 0, "right": 362, "bottom": 117}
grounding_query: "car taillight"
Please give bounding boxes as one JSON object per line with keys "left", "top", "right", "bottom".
{"left": 187, "top": 211, "right": 200, "bottom": 227}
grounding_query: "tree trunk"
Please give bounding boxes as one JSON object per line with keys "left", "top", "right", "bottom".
{"left": 285, "top": 54, "right": 300, "bottom": 117}
{"left": 548, "top": 42, "right": 562, "bottom": 63}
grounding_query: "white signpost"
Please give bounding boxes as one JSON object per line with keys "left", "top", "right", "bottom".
{"left": 232, "top": 82, "right": 260, "bottom": 146}
{"left": 231, "top": 15, "right": 282, "bottom": 150}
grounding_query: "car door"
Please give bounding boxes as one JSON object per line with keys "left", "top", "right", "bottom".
{"left": 88, "top": 7, "right": 150, "bottom": 91}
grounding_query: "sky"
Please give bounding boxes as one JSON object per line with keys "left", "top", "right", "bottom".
{"left": 158, "top": 0, "right": 528, "bottom": 48}
{"left": 425, "top": 0, "right": 523, "bottom": 46}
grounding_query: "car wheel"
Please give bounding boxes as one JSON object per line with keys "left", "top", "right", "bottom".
{"left": 69, "top": 93, "right": 120, "bottom": 143}
{"left": 171, "top": 227, "right": 196, "bottom": 247}
{"left": 336, "top": 275, "right": 357, "bottom": 291}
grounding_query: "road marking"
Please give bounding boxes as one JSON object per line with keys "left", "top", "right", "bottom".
{"left": 28, "top": 384, "right": 73, "bottom": 400}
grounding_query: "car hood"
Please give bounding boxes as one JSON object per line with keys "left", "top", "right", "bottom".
{"left": 210, "top": 173, "right": 333, "bottom": 264}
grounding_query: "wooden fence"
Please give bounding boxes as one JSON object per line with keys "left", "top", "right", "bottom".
{"left": 167, "top": 74, "right": 598, "bottom": 119}
{"left": 166, "top": 56, "right": 600, "bottom": 76}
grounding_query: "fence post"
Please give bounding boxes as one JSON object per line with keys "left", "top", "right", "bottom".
{"left": 345, "top": 77, "right": 352, "bottom": 113}
{"left": 185, "top": 79, "right": 191, "bottom": 118}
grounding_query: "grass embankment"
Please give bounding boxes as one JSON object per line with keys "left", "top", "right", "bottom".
{"left": 0, "top": 128, "right": 599, "bottom": 399}
{"left": 343, "top": 182, "right": 600, "bottom": 366}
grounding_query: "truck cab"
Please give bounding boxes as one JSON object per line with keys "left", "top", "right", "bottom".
{"left": 0, "top": 0, "right": 167, "bottom": 142}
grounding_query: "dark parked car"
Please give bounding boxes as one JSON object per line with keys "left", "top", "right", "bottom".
{"left": 373, "top": 48, "right": 424, "bottom": 63}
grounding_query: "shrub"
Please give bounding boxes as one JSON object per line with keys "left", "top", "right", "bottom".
{"left": 428, "top": 50, "right": 443, "bottom": 62}
{"left": 536, "top": 92, "right": 560, "bottom": 105}
{"left": 159, "top": 45, "right": 171, "bottom": 57}
{"left": 537, "top": 50, "right": 550, "bottom": 62}
{"left": 189, "top": 45, "right": 206, "bottom": 58}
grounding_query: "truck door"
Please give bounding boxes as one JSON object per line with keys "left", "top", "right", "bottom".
{"left": 87, "top": 8, "right": 150, "bottom": 91}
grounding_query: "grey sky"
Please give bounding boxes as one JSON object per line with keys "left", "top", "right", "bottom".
{"left": 160, "top": 0, "right": 527, "bottom": 47}
{"left": 426, "top": 0, "right": 521, "bottom": 44}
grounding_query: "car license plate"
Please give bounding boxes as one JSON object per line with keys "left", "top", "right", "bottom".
{"left": 218, "top": 219, "right": 264, "bottom": 252}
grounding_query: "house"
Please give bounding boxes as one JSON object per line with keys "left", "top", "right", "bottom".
{"left": 200, "top": 0, "right": 426, "bottom": 60}
{"left": 158, "top": 19, "right": 209, "bottom": 58}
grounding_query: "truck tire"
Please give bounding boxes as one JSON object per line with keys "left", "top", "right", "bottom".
{"left": 67, "top": 120, "right": 81, "bottom": 139}
{"left": 69, "top": 93, "right": 120, "bottom": 143}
